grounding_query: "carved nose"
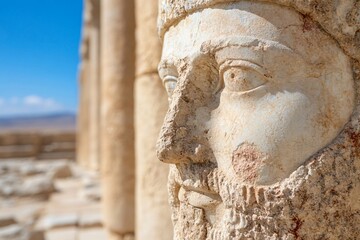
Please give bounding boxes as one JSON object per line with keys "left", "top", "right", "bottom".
{"left": 156, "top": 123, "right": 209, "bottom": 164}
{"left": 156, "top": 79, "right": 212, "bottom": 164}
{"left": 156, "top": 103, "right": 192, "bottom": 164}
{"left": 157, "top": 59, "right": 218, "bottom": 164}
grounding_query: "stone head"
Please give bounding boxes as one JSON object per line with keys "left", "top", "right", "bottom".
{"left": 156, "top": 0, "right": 355, "bottom": 238}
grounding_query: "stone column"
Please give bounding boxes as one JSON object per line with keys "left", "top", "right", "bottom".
{"left": 88, "top": 0, "right": 101, "bottom": 171}
{"left": 77, "top": 58, "right": 89, "bottom": 168}
{"left": 135, "top": 0, "right": 172, "bottom": 239}
{"left": 77, "top": 52, "right": 85, "bottom": 166}
{"left": 80, "top": 59, "right": 90, "bottom": 168}
{"left": 100, "top": 0, "right": 135, "bottom": 239}
{"left": 77, "top": 2, "right": 91, "bottom": 169}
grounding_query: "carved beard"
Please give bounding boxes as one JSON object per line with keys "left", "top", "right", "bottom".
{"left": 168, "top": 129, "right": 360, "bottom": 240}
{"left": 168, "top": 164, "right": 279, "bottom": 240}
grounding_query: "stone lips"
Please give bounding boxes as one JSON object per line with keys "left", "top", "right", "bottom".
{"left": 158, "top": 0, "right": 360, "bottom": 61}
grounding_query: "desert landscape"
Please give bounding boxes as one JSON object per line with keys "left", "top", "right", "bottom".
{"left": 1, "top": 0, "right": 359, "bottom": 239}
{"left": 0, "top": 114, "right": 104, "bottom": 240}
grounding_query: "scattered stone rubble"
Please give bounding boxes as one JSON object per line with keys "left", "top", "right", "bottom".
{"left": 0, "top": 159, "right": 104, "bottom": 240}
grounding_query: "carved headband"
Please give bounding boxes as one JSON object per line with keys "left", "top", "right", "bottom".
{"left": 158, "top": 0, "right": 360, "bottom": 62}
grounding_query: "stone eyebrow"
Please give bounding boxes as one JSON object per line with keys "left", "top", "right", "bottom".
{"left": 202, "top": 36, "right": 304, "bottom": 72}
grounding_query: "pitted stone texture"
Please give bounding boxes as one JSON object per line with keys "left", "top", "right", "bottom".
{"left": 232, "top": 142, "right": 267, "bottom": 184}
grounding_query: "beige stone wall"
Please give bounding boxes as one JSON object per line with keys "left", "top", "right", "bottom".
{"left": 0, "top": 132, "right": 76, "bottom": 160}
{"left": 134, "top": 0, "right": 173, "bottom": 239}
{"left": 100, "top": 0, "right": 136, "bottom": 239}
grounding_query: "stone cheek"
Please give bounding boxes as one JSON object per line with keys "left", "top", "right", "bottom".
{"left": 231, "top": 143, "right": 266, "bottom": 185}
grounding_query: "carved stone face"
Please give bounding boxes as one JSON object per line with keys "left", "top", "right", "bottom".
{"left": 157, "top": 1, "right": 354, "bottom": 239}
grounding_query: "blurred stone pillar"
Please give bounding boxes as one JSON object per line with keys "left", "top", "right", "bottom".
{"left": 88, "top": 0, "right": 101, "bottom": 171}
{"left": 100, "top": 0, "right": 135, "bottom": 239}
{"left": 77, "top": 59, "right": 85, "bottom": 166}
{"left": 76, "top": 58, "right": 89, "bottom": 167}
{"left": 135, "top": 0, "right": 172, "bottom": 239}
{"left": 77, "top": 1, "right": 91, "bottom": 169}
{"left": 78, "top": 58, "right": 90, "bottom": 168}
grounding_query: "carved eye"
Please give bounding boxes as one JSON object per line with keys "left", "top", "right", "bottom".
{"left": 222, "top": 67, "right": 266, "bottom": 92}
{"left": 163, "top": 76, "right": 178, "bottom": 100}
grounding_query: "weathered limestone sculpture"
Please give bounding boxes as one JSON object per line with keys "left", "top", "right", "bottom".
{"left": 157, "top": 1, "right": 360, "bottom": 239}
{"left": 100, "top": 0, "right": 135, "bottom": 239}
{"left": 134, "top": 0, "right": 173, "bottom": 239}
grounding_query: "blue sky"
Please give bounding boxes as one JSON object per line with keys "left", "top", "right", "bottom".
{"left": 0, "top": 0, "right": 83, "bottom": 117}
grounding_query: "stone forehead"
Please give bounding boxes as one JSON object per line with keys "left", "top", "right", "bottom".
{"left": 158, "top": 0, "right": 236, "bottom": 33}
{"left": 158, "top": 0, "right": 360, "bottom": 61}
